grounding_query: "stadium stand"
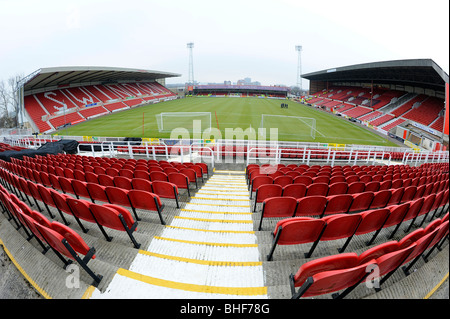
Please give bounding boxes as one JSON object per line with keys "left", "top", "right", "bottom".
{"left": 401, "top": 97, "right": 445, "bottom": 126}
{"left": 23, "top": 80, "right": 176, "bottom": 133}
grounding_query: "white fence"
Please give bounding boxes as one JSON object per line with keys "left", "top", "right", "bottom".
{"left": 3, "top": 134, "right": 449, "bottom": 168}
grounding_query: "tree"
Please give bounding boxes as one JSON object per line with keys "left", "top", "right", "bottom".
{"left": 0, "top": 74, "right": 23, "bottom": 128}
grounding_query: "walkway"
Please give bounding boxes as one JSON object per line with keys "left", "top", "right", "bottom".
{"left": 90, "top": 170, "right": 267, "bottom": 299}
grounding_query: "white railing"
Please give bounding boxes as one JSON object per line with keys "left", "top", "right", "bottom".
{"left": 3, "top": 134, "right": 448, "bottom": 167}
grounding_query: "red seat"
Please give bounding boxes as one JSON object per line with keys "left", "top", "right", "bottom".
{"left": 318, "top": 214, "right": 362, "bottom": 255}
{"left": 274, "top": 175, "right": 293, "bottom": 187}
{"left": 249, "top": 176, "right": 273, "bottom": 199}
{"left": 26, "top": 180, "right": 44, "bottom": 213}
{"left": 118, "top": 169, "right": 134, "bottom": 179}
{"left": 327, "top": 182, "right": 348, "bottom": 196}
{"left": 49, "top": 173, "right": 62, "bottom": 190}
{"left": 295, "top": 196, "right": 327, "bottom": 217}
{"left": 51, "top": 221, "right": 93, "bottom": 256}
{"left": 387, "top": 187, "right": 404, "bottom": 206}
{"left": 39, "top": 171, "right": 53, "bottom": 187}
{"left": 282, "top": 183, "right": 306, "bottom": 199}
{"left": 369, "top": 190, "right": 391, "bottom": 209}
{"left": 134, "top": 170, "right": 150, "bottom": 180}
{"left": 150, "top": 171, "right": 169, "bottom": 182}
{"left": 151, "top": 180, "right": 180, "bottom": 208}
{"left": 168, "top": 172, "right": 191, "bottom": 196}
{"left": 384, "top": 203, "right": 410, "bottom": 239}
{"left": 105, "top": 186, "right": 132, "bottom": 208}
{"left": 105, "top": 167, "right": 119, "bottom": 177}
{"left": 267, "top": 217, "right": 326, "bottom": 260}
{"left": 357, "top": 241, "right": 400, "bottom": 265}
{"left": 113, "top": 176, "right": 133, "bottom": 190}
{"left": 33, "top": 221, "right": 102, "bottom": 285}
{"left": 347, "top": 182, "right": 365, "bottom": 194}
{"left": 63, "top": 168, "right": 75, "bottom": 180}
{"left": 422, "top": 220, "right": 449, "bottom": 262}
{"left": 401, "top": 228, "right": 439, "bottom": 275}
{"left": 36, "top": 183, "right": 58, "bottom": 219}
{"left": 323, "top": 194, "right": 353, "bottom": 217}
{"left": 290, "top": 253, "right": 376, "bottom": 299}
{"left": 412, "top": 184, "right": 426, "bottom": 200}
{"left": 190, "top": 165, "right": 204, "bottom": 183}
{"left": 293, "top": 175, "right": 313, "bottom": 186}
{"left": 391, "top": 179, "right": 403, "bottom": 189}
{"left": 86, "top": 183, "right": 109, "bottom": 203}
{"left": 58, "top": 176, "right": 76, "bottom": 196}
{"left": 364, "top": 181, "right": 380, "bottom": 193}
{"left": 179, "top": 168, "right": 198, "bottom": 189}
{"left": 17, "top": 177, "right": 34, "bottom": 207}
{"left": 373, "top": 244, "right": 416, "bottom": 289}
{"left": 400, "top": 186, "right": 417, "bottom": 203}
{"left": 253, "top": 184, "right": 283, "bottom": 212}
{"left": 30, "top": 210, "right": 53, "bottom": 228}
{"left": 73, "top": 169, "right": 86, "bottom": 182}
{"left": 378, "top": 180, "right": 392, "bottom": 191}
{"left": 358, "top": 208, "right": 391, "bottom": 245}
{"left": 349, "top": 192, "right": 374, "bottom": 212}
{"left": 258, "top": 196, "right": 298, "bottom": 231}
{"left": 392, "top": 198, "right": 424, "bottom": 237}
{"left": 89, "top": 203, "right": 141, "bottom": 248}
{"left": 131, "top": 178, "right": 153, "bottom": 192}
{"left": 84, "top": 172, "right": 99, "bottom": 184}
{"left": 195, "top": 163, "right": 209, "bottom": 177}
{"left": 66, "top": 197, "right": 97, "bottom": 233}
{"left": 50, "top": 189, "right": 74, "bottom": 219}
{"left": 306, "top": 183, "right": 329, "bottom": 197}
{"left": 408, "top": 193, "right": 436, "bottom": 230}
{"left": 71, "top": 179, "right": 91, "bottom": 200}
{"left": 428, "top": 190, "right": 445, "bottom": 221}
{"left": 128, "top": 189, "right": 165, "bottom": 224}
{"left": 98, "top": 174, "right": 115, "bottom": 187}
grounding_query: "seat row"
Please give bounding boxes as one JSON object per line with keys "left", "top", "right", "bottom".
{"left": 15, "top": 157, "right": 205, "bottom": 188}
{"left": 262, "top": 189, "right": 447, "bottom": 260}
{"left": 0, "top": 184, "right": 104, "bottom": 286}
{"left": 26, "top": 154, "right": 210, "bottom": 178}
{"left": 258, "top": 183, "right": 448, "bottom": 228}
{"left": 290, "top": 217, "right": 448, "bottom": 299}
{"left": 246, "top": 162, "right": 448, "bottom": 179}
{"left": 0, "top": 167, "right": 166, "bottom": 227}
{"left": 248, "top": 167, "right": 447, "bottom": 195}
{"left": 253, "top": 178, "right": 448, "bottom": 211}
{"left": 3, "top": 160, "right": 188, "bottom": 210}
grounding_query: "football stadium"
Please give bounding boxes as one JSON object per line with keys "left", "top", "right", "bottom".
{"left": 0, "top": 3, "right": 448, "bottom": 308}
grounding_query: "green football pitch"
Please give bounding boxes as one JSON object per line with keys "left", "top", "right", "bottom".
{"left": 55, "top": 97, "right": 399, "bottom": 147}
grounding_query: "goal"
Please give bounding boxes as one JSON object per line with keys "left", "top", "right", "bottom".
{"left": 156, "top": 112, "right": 212, "bottom": 133}
{"left": 260, "top": 114, "right": 317, "bottom": 139}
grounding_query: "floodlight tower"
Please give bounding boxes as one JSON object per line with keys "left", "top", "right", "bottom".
{"left": 187, "top": 42, "right": 195, "bottom": 85}
{"left": 295, "top": 45, "right": 303, "bottom": 93}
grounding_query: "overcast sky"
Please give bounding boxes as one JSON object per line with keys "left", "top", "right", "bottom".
{"left": 0, "top": 0, "right": 448, "bottom": 88}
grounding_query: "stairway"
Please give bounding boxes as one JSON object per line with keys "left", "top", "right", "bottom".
{"left": 90, "top": 170, "right": 268, "bottom": 299}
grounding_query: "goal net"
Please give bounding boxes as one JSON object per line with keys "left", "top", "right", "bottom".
{"left": 156, "top": 112, "right": 212, "bottom": 133}
{"left": 260, "top": 114, "right": 316, "bottom": 139}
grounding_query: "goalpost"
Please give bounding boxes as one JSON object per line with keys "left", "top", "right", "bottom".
{"left": 156, "top": 112, "right": 212, "bottom": 133}
{"left": 260, "top": 114, "right": 317, "bottom": 139}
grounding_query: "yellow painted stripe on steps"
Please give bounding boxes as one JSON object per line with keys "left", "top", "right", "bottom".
{"left": 186, "top": 202, "right": 250, "bottom": 208}
{"left": 153, "top": 236, "right": 257, "bottom": 247}
{"left": 192, "top": 197, "right": 250, "bottom": 202}
{"left": 117, "top": 268, "right": 267, "bottom": 296}
{"left": 173, "top": 216, "right": 253, "bottom": 224}
{"left": 165, "top": 225, "right": 255, "bottom": 234}
{"left": 138, "top": 250, "right": 262, "bottom": 267}
{"left": 181, "top": 208, "right": 252, "bottom": 215}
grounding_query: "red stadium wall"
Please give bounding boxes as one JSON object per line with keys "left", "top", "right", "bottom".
{"left": 444, "top": 82, "right": 449, "bottom": 136}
